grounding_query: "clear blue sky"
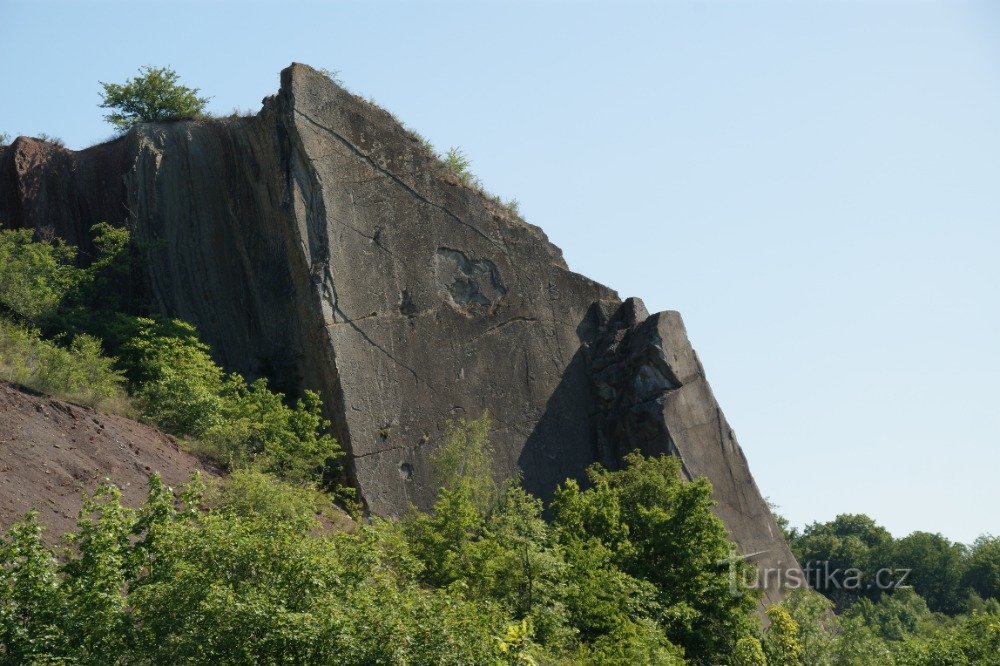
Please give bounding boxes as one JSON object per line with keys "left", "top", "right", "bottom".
{"left": 2, "top": 0, "right": 998, "bottom": 544}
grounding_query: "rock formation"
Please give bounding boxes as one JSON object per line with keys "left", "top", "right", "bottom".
{"left": 0, "top": 64, "right": 799, "bottom": 602}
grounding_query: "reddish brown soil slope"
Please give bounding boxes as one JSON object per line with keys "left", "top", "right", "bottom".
{"left": 0, "top": 382, "right": 214, "bottom": 541}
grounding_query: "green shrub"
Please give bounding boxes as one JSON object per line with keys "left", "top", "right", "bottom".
{"left": 763, "top": 605, "right": 804, "bottom": 666}
{"left": 0, "top": 228, "right": 79, "bottom": 324}
{"left": 0, "top": 319, "right": 125, "bottom": 407}
{"left": 734, "top": 636, "right": 768, "bottom": 666}
{"left": 581, "top": 619, "right": 686, "bottom": 665}
{"left": 99, "top": 66, "right": 210, "bottom": 132}
{"left": 118, "top": 317, "right": 226, "bottom": 435}
{"left": 117, "top": 317, "right": 342, "bottom": 486}
{"left": 208, "top": 469, "right": 349, "bottom": 534}
{"left": 1, "top": 477, "right": 518, "bottom": 665}
{"left": 444, "top": 147, "right": 479, "bottom": 187}
{"left": 551, "top": 452, "right": 761, "bottom": 662}
{"left": 205, "top": 382, "right": 342, "bottom": 486}
{"left": 430, "top": 411, "right": 498, "bottom": 512}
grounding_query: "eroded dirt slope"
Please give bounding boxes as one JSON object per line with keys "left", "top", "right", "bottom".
{"left": 0, "top": 382, "right": 213, "bottom": 541}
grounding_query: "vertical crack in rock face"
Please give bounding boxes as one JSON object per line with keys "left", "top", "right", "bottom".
{"left": 434, "top": 247, "right": 507, "bottom": 314}
{"left": 0, "top": 62, "right": 802, "bottom": 606}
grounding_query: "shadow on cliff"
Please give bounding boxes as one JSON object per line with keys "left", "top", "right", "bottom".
{"left": 518, "top": 346, "right": 604, "bottom": 504}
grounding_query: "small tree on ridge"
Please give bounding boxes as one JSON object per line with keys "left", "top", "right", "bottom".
{"left": 99, "top": 66, "right": 209, "bottom": 132}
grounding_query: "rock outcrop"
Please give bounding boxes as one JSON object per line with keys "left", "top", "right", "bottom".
{"left": 0, "top": 64, "right": 799, "bottom": 602}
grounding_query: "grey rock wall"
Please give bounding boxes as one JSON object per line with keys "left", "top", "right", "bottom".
{"left": 0, "top": 63, "right": 800, "bottom": 603}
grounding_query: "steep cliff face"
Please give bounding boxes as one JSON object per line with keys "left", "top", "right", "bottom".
{"left": 0, "top": 63, "right": 799, "bottom": 602}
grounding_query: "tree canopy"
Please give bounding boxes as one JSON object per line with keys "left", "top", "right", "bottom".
{"left": 99, "top": 66, "right": 209, "bottom": 131}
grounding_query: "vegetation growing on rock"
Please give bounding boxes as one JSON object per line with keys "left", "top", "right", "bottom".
{"left": 99, "top": 66, "right": 210, "bottom": 131}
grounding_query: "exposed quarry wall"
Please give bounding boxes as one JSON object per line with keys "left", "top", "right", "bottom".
{"left": 0, "top": 63, "right": 799, "bottom": 603}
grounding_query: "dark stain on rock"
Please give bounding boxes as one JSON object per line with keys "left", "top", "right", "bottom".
{"left": 434, "top": 247, "right": 506, "bottom": 313}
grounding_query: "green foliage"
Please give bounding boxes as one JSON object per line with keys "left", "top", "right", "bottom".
{"left": 0, "top": 319, "right": 125, "bottom": 407}
{"left": 842, "top": 588, "right": 931, "bottom": 642}
{"left": 889, "top": 531, "right": 967, "bottom": 614}
{"left": 208, "top": 377, "right": 341, "bottom": 485}
{"left": 208, "top": 469, "right": 337, "bottom": 534}
{"left": 782, "top": 589, "right": 838, "bottom": 665}
{"left": 790, "top": 513, "right": 896, "bottom": 609}
{"left": 0, "top": 513, "right": 66, "bottom": 663}
{"left": 116, "top": 316, "right": 344, "bottom": 486}
{"left": 430, "top": 412, "right": 498, "bottom": 512}
{"left": 762, "top": 605, "right": 804, "bottom": 666}
{"left": 789, "top": 513, "right": 1000, "bottom": 617}
{"left": 119, "top": 316, "right": 225, "bottom": 434}
{"left": 733, "top": 636, "right": 768, "bottom": 666}
{"left": 964, "top": 536, "right": 1000, "bottom": 603}
{"left": 444, "top": 146, "right": 479, "bottom": 187}
{"left": 551, "top": 452, "right": 760, "bottom": 663}
{"left": 99, "top": 65, "right": 210, "bottom": 131}
{"left": 0, "top": 228, "right": 78, "bottom": 324}
{"left": 0, "top": 225, "right": 344, "bottom": 490}
{"left": 0, "top": 477, "right": 528, "bottom": 665}
{"left": 580, "top": 619, "right": 686, "bottom": 665}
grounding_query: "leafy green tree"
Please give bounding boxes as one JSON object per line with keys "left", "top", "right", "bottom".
{"left": 889, "top": 531, "right": 967, "bottom": 614}
{"left": 99, "top": 66, "right": 209, "bottom": 131}
{"left": 581, "top": 619, "right": 686, "bottom": 665}
{"left": 782, "top": 589, "right": 839, "bottom": 666}
{"left": 119, "top": 316, "right": 226, "bottom": 434}
{"left": 0, "top": 513, "right": 67, "bottom": 663}
{"left": 835, "top": 614, "right": 898, "bottom": 666}
{"left": 60, "top": 484, "right": 134, "bottom": 663}
{"left": 791, "top": 513, "right": 894, "bottom": 608}
{"left": 551, "top": 452, "right": 760, "bottom": 663}
{"left": 207, "top": 376, "right": 342, "bottom": 485}
{"left": 842, "top": 588, "right": 931, "bottom": 642}
{"left": 0, "top": 228, "right": 78, "bottom": 324}
{"left": 965, "top": 536, "right": 1000, "bottom": 603}
{"left": 734, "top": 636, "right": 768, "bottom": 666}
{"left": 763, "top": 605, "right": 804, "bottom": 666}
{"left": 430, "top": 412, "right": 499, "bottom": 512}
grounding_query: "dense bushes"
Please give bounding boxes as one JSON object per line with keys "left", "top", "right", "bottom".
{"left": 0, "top": 476, "right": 519, "bottom": 665}
{"left": 0, "top": 320, "right": 125, "bottom": 407}
{"left": 0, "top": 224, "right": 344, "bottom": 488}
{"left": 0, "top": 422, "right": 770, "bottom": 665}
{"left": 775, "top": 587, "right": 1000, "bottom": 665}
{"left": 788, "top": 512, "right": 1000, "bottom": 617}
{"left": 0, "top": 228, "right": 78, "bottom": 324}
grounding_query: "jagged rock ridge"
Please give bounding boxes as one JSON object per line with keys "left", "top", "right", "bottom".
{"left": 0, "top": 64, "right": 799, "bottom": 603}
